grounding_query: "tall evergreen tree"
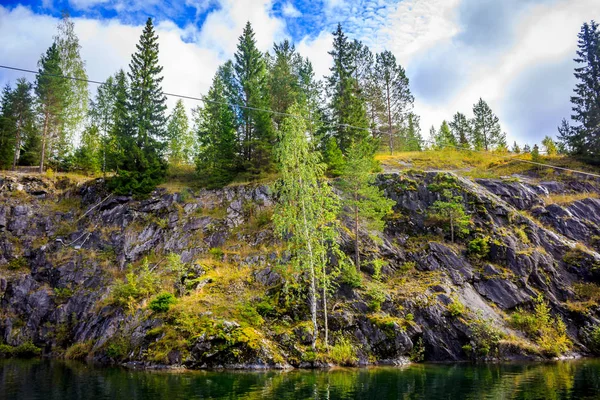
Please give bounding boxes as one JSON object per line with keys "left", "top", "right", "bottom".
{"left": 298, "top": 58, "right": 325, "bottom": 139}
{"left": 350, "top": 40, "right": 382, "bottom": 135}
{"left": 402, "top": 112, "right": 423, "bottom": 151}
{"left": 35, "top": 43, "right": 68, "bottom": 173}
{"left": 435, "top": 120, "right": 456, "bottom": 149}
{"left": 471, "top": 98, "right": 502, "bottom": 151}
{"left": 374, "top": 50, "right": 414, "bottom": 154}
{"left": 0, "top": 79, "right": 35, "bottom": 170}
{"left": 196, "top": 66, "right": 238, "bottom": 188}
{"left": 233, "top": 22, "right": 274, "bottom": 175}
{"left": 89, "top": 75, "right": 116, "bottom": 175}
{"left": 54, "top": 11, "right": 89, "bottom": 155}
{"left": 268, "top": 40, "right": 301, "bottom": 127}
{"left": 111, "top": 18, "right": 168, "bottom": 195}
{"left": 167, "top": 99, "right": 194, "bottom": 164}
{"left": 73, "top": 124, "right": 101, "bottom": 174}
{"left": 449, "top": 112, "right": 471, "bottom": 149}
{"left": 327, "top": 24, "right": 370, "bottom": 153}
{"left": 109, "top": 70, "right": 129, "bottom": 174}
{"left": 561, "top": 20, "right": 600, "bottom": 160}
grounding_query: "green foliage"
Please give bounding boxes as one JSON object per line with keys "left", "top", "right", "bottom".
{"left": 64, "top": 341, "right": 93, "bottom": 360}
{"left": 53, "top": 287, "right": 74, "bottom": 303}
{"left": 588, "top": 325, "right": 600, "bottom": 354}
{"left": 340, "top": 260, "right": 363, "bottom": 288}
{"left": 111, "top": 260, "right": 160, "bottom": 308}
{"left": 149, "top": 292, "right": 176, "bottom": 313}
{"left": 105, "top": 336, "right": 129, "bottom": 360}
{"left": 110, "top": 18, "right": 168, "bottom": 196}
{"left": 542, "top": 136, "right": 558, "bottom": 156}
{"left": 7, "top": 257, "right": 28, "bottom": 271}
{"left": 167, "top": 99, "right": 195, "bottom": 164}
{"left": 468, "top": 236, "right": 490, "bottom": 259}
{"left": 338, "top": 140, "right": 395, "bottom": 270}
{"left": 471, "top": 98, "right": 503, "bottom": 151}
{"left": 0, "top": 79, "right": 36, "bottom": 169}
{"left": 447, "top": 298, "right": 466, "bottom": 317}
{"left": 427, "top": 188, "right": 470, "bottom": 242}
{"left": 531, "top": 144, "right": 541, "bottom": 162}
{"left": 449, "top": 112, "right": 471, "bottom": 150}
{"left": 409, "top": 337, "right": 425, "bottom": 362}
{"left": 464, "top": 315, "right": 503, "bottom": 359}
{"left": 323, "top": 136, "right": 345, "bottom": 177}
{"left": 433, "top": 120, "right": 457, "bottom": 150}
{"left": 0, "top": 342, "right": 42, "bottom": 358}
{"left": 509, "top": 295, "right": 572, "bottom": 356}
{"left": 367, "top": 283, "right": 386, "bottom": 311}
{"left": 328, "top": 335, "right": 357, "bottom": 366}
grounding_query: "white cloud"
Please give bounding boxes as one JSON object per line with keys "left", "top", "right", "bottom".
{"left": 282, "top": 1, "right": 301, "bottom": 18}
{"left": 296, "top": 30, "right": 333, "bottom": 81}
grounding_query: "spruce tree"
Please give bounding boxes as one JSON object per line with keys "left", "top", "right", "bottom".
{"left": 298, "top": 58, "right": 325, "bottom": 139}
{"left": 167, "top": 99, "right": 194, "bottom": 164}
{"left": 273, "top": 102, "right": 340, "bottom": 350}
{"left": 402, "top": 112, "right": 423, "bottom": 151}
{"left": 109, "top": 70, "right": 129, "bottom": 174}
{"left": 268, "top": 40, "right": 301, "bottom": 127}
{"left": 449, "top": 112, "right": 471, "bottom": 150}
{"left": 436, "top": 120, "right": 456, "bottom": 149}
{"left": 0, "top": 79, "right": 35, "bottom": 170}
{"left": 374, "top": 50, "right": 413, "bottom": 154}
{"left": 512, "top": 141, "right": 521, "bottom": 154}
{"left": 233, "top": 22, "right": 274, "bottom": 175}
{"left": 561, "top": 21, "right": 600, "bottom": 160}
{"left": 111, "top": 18, "right": 168, "bottom": 196}
{"left": 73, "top": 124, "right": 101, "bottom": 174}
{"left": 195, "top": 65, "right": 238, "bottom": 188}
{"left": 471, "top": 98, "right": 502, "bottom": 151}
{"left": 351, "top": 40, "right": 382, "bottom": 136}
{"left": 327, "top": 24, "right": 370, "bottom": 153}
{"left": 35, "top": 43, "right": 68, "bottom": 173}
{"left": 338, "top": 140, "right": 394, "bottom": 270}
{"left": 89, "top": 75, "right": 116, "bottom": 175}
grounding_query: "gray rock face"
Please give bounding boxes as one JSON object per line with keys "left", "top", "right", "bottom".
{"left": 1, "top": 172, "right": 600, "bottom": 368}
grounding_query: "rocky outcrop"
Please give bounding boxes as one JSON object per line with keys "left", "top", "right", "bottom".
{"left": 1, "top": 172, "right": 600, "bottom": 368}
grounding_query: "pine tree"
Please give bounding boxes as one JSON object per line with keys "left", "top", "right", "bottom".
{"left": 167, "top": 99, "right": 194, "bottom": 164}
{"left": 0, "top": 79, "right": 35, "bottom": 170}
{"left": 273, "top": 102, "right": 340, "bottom": 350}
{"left": 436, "top": 120, "right": 456, "bottom": 149}
{"left": 512, "top": 141, "right": 521, "bottom": 154}
{"left": 327, "top": 24, "right": 370, "bottom": 153}
{"left": 35, "top": 43, "right": 68, "bottom": 173}
{"left": 0, "top": 85, "right": 14, "bottom": 169}
{"left": 428, "top": 189, "right": 470, "bottom": 243}
{"left": 268, "top": 40, "right": 301, "bottom": 127}
{"left": 110, "top": 18, "right": 168, "bottom": 196}
{"left": 449, "top": 112, "right": 471, "bottom": 150}
{"left": 54, "top": 11, "right": 89, "bottom": 157}
{"left": 542, "top": 136, "right": 557, "bottom": 155}
{"left": 351, "top": 40, "right": 382, "bottom": 136}
{"left": 338, "top": 140, "right": 394, "bottom": 270}
{"left": 233, "top": 22, "right": 274, "bottom": 175}
{"left": 496, "top": 132, "right": 508, "bottom": 153}
{"left": 562, "top": 21, "right": 600, "bottom": 160}
{"left": 428, "top": 125, "right": 438, "bottom": 150}
{"left": 402, "top": 112, "right": 423, "bottom": 151}
{"left": 471, "top": 98, "right": 502, "bottom": 151}
{"left": 373, "top": 50, "right": 413, "bottom": 154}
{"left": 195, "top": 66, "right": 238, "bottom": 188}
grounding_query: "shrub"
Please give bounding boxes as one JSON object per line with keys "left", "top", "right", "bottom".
{"left": 367, "top": 284, "right": 386, "bottom": 312}
{"left": 149, "top": 293, "right": 177, "bottom": 313}
{"left": 111, "top": 260, "right": 160, "bottom": 308}
{"left": 65, "top": 341, "right": 93, "bottom": 360}
{"left": 464, "top": 316, "right": 503, "bottom": 359}
{"left": 468, "top": 236, "right": 490, "bottom": 259}
{"left": 7, "top": 257, "right": 28, "bottom": 271}
{"left": 13, "top": 342, "right": 41, "bottom": 358}
{"left": 399, "top": 261, "right": 416, "bottom": 273}
{"left": 105, "top": 336, "right": 129, "bottom": 360}
{"left": 409, "top": 337, "right": 425, "bottom": 362}
{"left": 447, "top": 298, "right": 466, "bottom": 317}
{"left": 509, "top": 295, "right": 572, "bottom": 356}
{"left": 209, "top": 247, "right": 224, "bottom": 260}
{"left": 340, "top": 262, "right": 362, "bottom": 288}
{"left": 588, "top": 325, "right": 600, "bottom": 354}
{"left": 329, "top": 336, "right": 357, "bottom": 366}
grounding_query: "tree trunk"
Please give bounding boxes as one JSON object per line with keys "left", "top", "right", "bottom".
{"left": 450, "top": 215, "right": 454, "bottom": 243}
{"left": 354, "top": 203, "right": 360, "bottom": 271}
{"left": 321, "top": 251, "right": 329, "bottom": 349}
{"left": 39, "top": 111, "right": 49, "bottom": 174}
{"left": 386, "top": 80, "right": 393, "bottom": 155}
{"left": 301, "top": 194, "right": 318, "bottom": 351}
{"left": 12, "top": 117, "right": 22, "bottom": 171}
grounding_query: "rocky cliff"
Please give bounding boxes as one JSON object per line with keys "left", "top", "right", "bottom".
{"left": 1, "top": 171, "right": 600, "bottom": 368}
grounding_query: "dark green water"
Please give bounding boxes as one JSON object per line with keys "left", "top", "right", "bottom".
{"left": 2, "top": 359, "right": 600, "bottom": 400}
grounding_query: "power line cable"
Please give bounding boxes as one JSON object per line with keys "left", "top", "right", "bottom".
{"left": 1, "top": 63, "right": 599, "bottom": 179}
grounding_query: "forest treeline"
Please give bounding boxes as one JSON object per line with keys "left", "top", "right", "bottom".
{"left": 0, "top": 15, "right": 599, "bottom": 195}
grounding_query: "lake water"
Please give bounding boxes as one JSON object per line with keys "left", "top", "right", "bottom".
{"left": 2, "top": 359, "right": 600, "bottom": 399}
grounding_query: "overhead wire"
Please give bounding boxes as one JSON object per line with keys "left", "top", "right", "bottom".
{"left": 1, "top": 63, "right": 599, "bottom": 179}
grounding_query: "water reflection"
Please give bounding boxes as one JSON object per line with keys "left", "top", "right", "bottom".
{"left": 2, "top": 359, "right": 600, "bottom": 399}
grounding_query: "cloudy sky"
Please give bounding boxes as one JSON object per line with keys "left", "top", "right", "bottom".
{"left": 0, "top": 0, "right": 597, "bottom": 146}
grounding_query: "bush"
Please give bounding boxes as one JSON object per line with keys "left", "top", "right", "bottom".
{"left": 329, "top": 336, "right": 357, "bottom": 366}
{"left": 149, "top": 293, "right": 177, "bottom": 313}
{"left": 13, "top": 342, "right": 41, "bottom": 358}
{"left": 464, "top": 316, "right": 503, "bottom": 359}
{"left": 65, "top": 341, "right": 93, "bottom": 360}
{"left": 468, "top": 236, "right": 490, "bottom": 259}
{"left": 367, "top": 284, "right": 386, "bottom": 312}
{"left": 447, "top": 298, "right": 466, "bottom": 317}
{"left": 588, "top": 325, "right": 600, "bottom": 354}
{"left": 340, "top": 262, "right": 362, "bottom": 288}
{"left": 111, "top": 260, "right": 160, "bottom": 308}
{"left": 509, "top": 295, "right": 572, "bottom": 356}
{"left": 409, "top": 337, "right": 425, "bottom": 362}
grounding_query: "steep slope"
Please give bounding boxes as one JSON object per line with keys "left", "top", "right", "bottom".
{"left": 1, "top": 171, "right": 600, "bottom": 367}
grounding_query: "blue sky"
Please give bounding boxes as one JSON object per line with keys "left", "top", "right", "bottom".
{"left": 0, "top": 0, "right": 598, "bottom": 146}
